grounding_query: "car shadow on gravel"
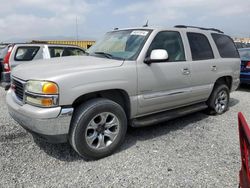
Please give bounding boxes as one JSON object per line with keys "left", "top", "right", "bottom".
{"left": 33, "top": 111, "right": 210, "bottom": 162}
{"left": 229, "top": 97, "right": 239, "bottom": 107}
{"left": 123, "top": 112, "right": 209, "bottom": 146}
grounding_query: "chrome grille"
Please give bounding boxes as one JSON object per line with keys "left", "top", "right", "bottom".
{"left": 12, "top": 78, "right": 25, "bottom": 101}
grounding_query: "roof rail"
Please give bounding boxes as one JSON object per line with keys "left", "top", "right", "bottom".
{"left": 174, "top": 25, "right": 224, "bottom": 34}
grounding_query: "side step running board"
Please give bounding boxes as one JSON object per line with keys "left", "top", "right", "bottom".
{"left": 131, "top": 102, "right": 208, "bottom": 128}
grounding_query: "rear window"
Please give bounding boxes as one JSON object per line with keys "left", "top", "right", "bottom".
{"left": 14, "top": 46, "right": 40, "bottom": 61}
{"left": 212, "top": 33, "right": 239, "bottom": 58}
{"left": 49, "top": 47, "right": 85, "bottom": 58}
{"left": 238, "top": 49, "right": 250, "bottom": 60}
{"left": 0, "top": 46, "right": 8, "bottom": 59}
{"left": 187, "top": 32, "right": 214, "bottom": 61}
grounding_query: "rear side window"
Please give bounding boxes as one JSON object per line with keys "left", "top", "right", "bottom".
{"left": 15, "top": 47, "right": 40, "bottom": 61}
{"left": 187, "top": 32, "right": 214, "bottom": 61}
{"left": 49, "top": 47, "right": 63, "bottom": 58}
{"left": 67, "top": 48, "right": 85, "bottom": 56}
{"left": 49, "top": 47, "right": 85, "bottom": 58}
{"left": 212, "top": 33, "right": 239, "bottom": 58}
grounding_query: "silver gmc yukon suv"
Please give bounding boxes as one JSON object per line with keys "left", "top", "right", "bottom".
{"left": 7, "top": 26, "right": 240, "bottom": 159}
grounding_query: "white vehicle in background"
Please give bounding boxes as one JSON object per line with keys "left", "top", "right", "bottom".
{"left": 0, "top": 43, "right": 86, "bottom": 89}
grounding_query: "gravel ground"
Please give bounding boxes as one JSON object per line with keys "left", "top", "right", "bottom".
{"left": 1, "top": 86, "right": 250, "bottom": 187}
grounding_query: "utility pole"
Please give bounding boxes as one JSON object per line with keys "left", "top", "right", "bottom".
{"left": 76, "top": 16, "right": 79, "bottom": 41}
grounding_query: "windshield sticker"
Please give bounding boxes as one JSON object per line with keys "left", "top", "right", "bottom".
{"left": 130, "top": 30, "right": 148, "bottom": 36}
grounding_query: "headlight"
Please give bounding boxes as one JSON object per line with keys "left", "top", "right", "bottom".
{"left": 25, "top": 80, "right": 59, "bottom": 107}
{"left": 26, "top": 80, "right": 58, "bottom": 94}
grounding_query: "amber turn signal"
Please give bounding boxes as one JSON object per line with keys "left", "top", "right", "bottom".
{"left": 42, "top": 82, "right": 58, "bottom": 94}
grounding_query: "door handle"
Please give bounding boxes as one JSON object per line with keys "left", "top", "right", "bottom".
{"left": 182, "top": 68, "right": 190, "bottom": 75}
{"left": 211, "top": 65, "right": 217, "bottom": 71}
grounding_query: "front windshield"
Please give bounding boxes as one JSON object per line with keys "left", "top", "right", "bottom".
{"left": 87, "top": 29, "right": 152, "bottom": 60}
{"left": 239, "top": 49, "right": 250, "bottom": 60}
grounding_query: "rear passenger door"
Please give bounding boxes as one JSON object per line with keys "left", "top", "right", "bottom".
{"left": 186, "top": 32, "right": 217, "bottom": 102}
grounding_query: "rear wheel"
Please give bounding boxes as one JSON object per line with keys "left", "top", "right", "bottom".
{"left": 69, "top": 98, "right": 127, "bottom": 160}
{"left": 206, "top": 84, "right": 229, "bottom": 115}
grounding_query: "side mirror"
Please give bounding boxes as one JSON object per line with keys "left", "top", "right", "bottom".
{"left": 144, "top": 49, "right": 168, "bottom": 65}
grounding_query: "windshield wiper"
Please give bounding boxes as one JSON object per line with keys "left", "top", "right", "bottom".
{"left": 94, "top": 52, "right": 113, "bottom": 59}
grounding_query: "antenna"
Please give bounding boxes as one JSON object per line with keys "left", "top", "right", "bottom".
{"left": 143, "top": 20, "right": 148, "bottom": 27}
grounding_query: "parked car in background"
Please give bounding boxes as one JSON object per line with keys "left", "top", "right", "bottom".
{"left": 7, "top": 26, "right": 240, "bottom": 160}
{"left": 0, "top": 44, "right": 85, "bottom": 89}
{"left": 238, "top": 48, "right": 250, "bottom": 85}
{"left": 235, "top": 42, "right": 250, "bottom": 49}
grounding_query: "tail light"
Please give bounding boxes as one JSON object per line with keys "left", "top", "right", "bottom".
{"left": 3, "top": 46, "right": 13, "bottom": 72}
{"left": 246, "top": 61, "right": 250, "bottom": 69}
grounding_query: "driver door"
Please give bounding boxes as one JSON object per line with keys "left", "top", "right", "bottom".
{"left": 137, "top": 31, "right": 192, "bottom": 115}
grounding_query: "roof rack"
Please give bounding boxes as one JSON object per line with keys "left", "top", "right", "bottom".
{"left": 174, "top": 25, "right": 224, "bottom": 34}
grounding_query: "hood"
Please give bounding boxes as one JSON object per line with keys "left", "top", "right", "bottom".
{"left": 12, "top": 56, "right": 124, "bottom": 81}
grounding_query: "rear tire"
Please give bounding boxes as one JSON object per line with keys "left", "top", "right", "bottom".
{"left": 206, "top": 84, "right": 230, "bottom": 115}
{"left": 69, "top": 98, "right": 127, "bottom": 160}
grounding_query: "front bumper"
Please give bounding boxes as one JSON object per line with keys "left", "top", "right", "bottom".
{"left": 6, "top": 89, "right": 74, "bottom": 143}
{"left": 0, "top": 72, "right": 11, "bottom": 90}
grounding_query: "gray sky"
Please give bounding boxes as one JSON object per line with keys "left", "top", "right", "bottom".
{"left": 0, "top": 0, "right": 249, "bottom": 42}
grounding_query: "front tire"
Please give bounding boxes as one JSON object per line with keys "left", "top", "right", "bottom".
{"left": 69, "top": 98, "right": 127, "bottom": 160}
{"left": 206, "top": 84, "right": 230, "bottom": 115}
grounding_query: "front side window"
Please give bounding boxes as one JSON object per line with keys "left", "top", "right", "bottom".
{"left": 14, "top": 46, "right": 40, "bottom": 61}
{"left": 212, "top": 33, "right": 239, "bottom": 58}
{"left": 187, "top": 32, "right": 214, "bottom": 61}
{"left": 147, "top": 31, "right": 185, "bottom": 62}
{"left": 87, "top": 29, "right": 152, "bottom": 60}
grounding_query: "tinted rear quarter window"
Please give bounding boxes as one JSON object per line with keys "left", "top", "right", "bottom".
{"left": 49, "top": 47, "right": 85, "bottom": 58}
{"left": 67, "top": 48, "right": 85, "bottom": 56}
{"left": 49, "top": 47, "right": 64, "bottom": 58}
{"left": 15, "top": 46, "right": 40, "bottom": 61}
{"left": 187, "top": 32, "right": 214, "bottom": 61}
{"left": 212, "top": 33, "right": 239, "bottom": 58}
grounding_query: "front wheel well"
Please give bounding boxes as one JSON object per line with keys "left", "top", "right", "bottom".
{"left": 72, "top": 89, "right": 131, "bottom": 119}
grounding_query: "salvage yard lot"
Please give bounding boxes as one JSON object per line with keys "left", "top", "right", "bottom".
{"left": 0, "top": 86, "right": 250, "bottom": 187}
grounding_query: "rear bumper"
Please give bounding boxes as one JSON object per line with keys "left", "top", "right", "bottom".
{"left": 0, "top": 72, "right": 11, "bottom": 90}
{"left": 7, "top": 89, "right": 74, "bottom": 143}
{"left": 240, "top": 72, "right": 250, "bottom": 84}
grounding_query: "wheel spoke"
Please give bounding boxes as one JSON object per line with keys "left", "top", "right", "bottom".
{"left": 105, "top": 116, "right": 118, "bottom": 129}
{"left": 100, "top": 113, "right": 109, "bottom": 125}
{"left": 220, "top": 100, "right": 226, "bottom": 105}
{"left": 104, "top": 129, "right": 117, "bottom": 142}
{"left": 221, "top": 93, "right": 226, "bottom": 99}
{"left": 89, "top": 119, "right": 99, "bottom": 129}
{"left": 86, "top": 131, "right": 98, "bottom": 146}
{"left": 215, "top": 104, "right": 220, "bottom": 112}
{"left": 97, "top": 134, "right": 106, "bottom": 149}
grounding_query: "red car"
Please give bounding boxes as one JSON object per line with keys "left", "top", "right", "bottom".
{"left": 238, "top": 112, "right": 250, "bottom": 187}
